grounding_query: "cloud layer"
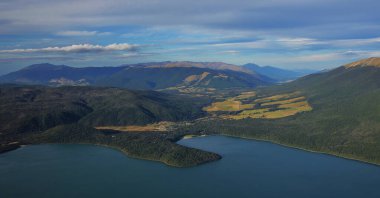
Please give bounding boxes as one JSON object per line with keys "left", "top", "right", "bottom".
{"left": 0, "top": 43, "right": 138, "bottom": 53}
{"left": 56, "top": 31, "right": 112, "bottom": 36}
{"left": 1, "top": 0, "right": 379, "bottom": 38}
{"left": 0, "top": 0, "right": 379, "bottom": 72}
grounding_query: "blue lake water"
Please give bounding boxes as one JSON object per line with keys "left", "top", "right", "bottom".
{"left": 1, "top": 135, "right": 380, "bottom": 198}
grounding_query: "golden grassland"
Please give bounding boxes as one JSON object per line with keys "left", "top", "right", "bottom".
{"left": 205, "top": 91, "right": 312, "bottom": 120}
{"left": 278, "top": 101, "right": 311, "bottom": 109}
{"left": 184, "top": 72, "right": 210, "bottom": 83}
{"left": 234, "top": 91, "right": 256, "bottom": 100}
{"left": 182, "top": 134, "right": 207, "bottom": 139}
{"left": 95, "top": 121, "right": 175, "bottom": 132}
{"left": 261, "top": 96, "right": 305, "bottom": 106}
{"left": 253, "top": 92, "right": 300, "bottom": 103}
{"left": 344, "top": 57, "right": 380, "bottom": 68}
{"left": 203, "top": 99, "right": 255, "bottom": 112}
{"left": 164, "top": 86, "right": 216, "bottom": 95}
{"left": 203, "top": 91, "right": 256, "bottom": 112}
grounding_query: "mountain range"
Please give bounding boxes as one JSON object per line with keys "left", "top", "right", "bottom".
{"left": 0, "top": 61, "right": 313, "bottom": 90}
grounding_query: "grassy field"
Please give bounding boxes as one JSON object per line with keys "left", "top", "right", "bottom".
{"left": 95, "top": 122, "right": 175, "bottom": 132}
{"left": 203, "top": 99, "right": 254, "bottom": 112}
{"left": 203, "top": 91, "right": 256, "bottom": 112}
{"left": 204, "top": 91, "right": 312, "bottom": 120}
{"left": 261, "top": 96, "right": 305, "bottom": 106}
{"left": 253, "top": 92, "right": 300, "bottom": 103}
{"left": 234, "top": 91, "right": 256, "bottom": 100}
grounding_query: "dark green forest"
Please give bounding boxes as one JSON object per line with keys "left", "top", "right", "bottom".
{"left": 0, "top": 85, "right": 220, "bottom": 167}
{"left": 182, "top": 66, "right": 380, "bottom": 164}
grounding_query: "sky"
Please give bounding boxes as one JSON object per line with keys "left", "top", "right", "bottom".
{"left": 0, "top": 0, "right": 379, "bottom": 74}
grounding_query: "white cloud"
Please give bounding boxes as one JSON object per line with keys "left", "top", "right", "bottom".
{"left": 56, "top": 30, "right": 112, "bottom": 36}
{"left": 118, "top": 52, "right": 156, "bottom": 58}
{"left": 0, "top": 43, "right": 138, "bottom": 53}
{"left": 275, "top": 36, "right": 380, "bottom": 48}
{"left": 291, "top": 53, "right": 343, "bottom": 62}
{"left": 330, "top": 37, "right": 380, "bottom": 47}
{"left": 211, "top": 40, "right": 270, "bottom": 49}
{"left": 218, "top": 50, "right": 240, "bottom": 54}
{"left": 207, "top": 36, "right": 380, "bottom": 51}
{"left": 276, "top": 37, "right": 326, "bottom": 47}
{"left": 0, "top": 56, "right": 79, "bottom": 63}
{"left": 288, "top": 50, "right": 380, "bottom": 63}
{"left": 208, "top": 37, "right": 324, "bottom": 50}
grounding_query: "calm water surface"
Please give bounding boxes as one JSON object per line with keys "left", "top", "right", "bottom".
{"left": 1, "top": 136, "right": 379, "bottom": 198}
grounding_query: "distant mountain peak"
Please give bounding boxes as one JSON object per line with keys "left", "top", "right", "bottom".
{"left": 143, "top": 61, "right": 253, "bottom": 74}
{"left": 344, "top": 57, "right": 380, "bottom": 68}
{"left": 243, "top": 63, "right": 314, "bottom": 82}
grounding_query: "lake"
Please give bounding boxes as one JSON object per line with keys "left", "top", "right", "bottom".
{"left": 1, "top": 136, "right": 380, "bottom": 198}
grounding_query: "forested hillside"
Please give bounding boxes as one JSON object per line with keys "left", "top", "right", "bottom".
{"left": 184, "top": 58, "right": 380, "bottom": 165}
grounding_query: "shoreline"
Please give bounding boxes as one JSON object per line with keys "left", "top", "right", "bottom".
{"left": 1, "top": 141, "right": 221, "bottom": 168}
{"left": 218, "top": 134, "right": 380, "bottom": 167}
{"left": 180, "top": 134, "right": 207, "bottom": 140}
{"left": 2, "top": 133, "right": 379, "bottom": 168}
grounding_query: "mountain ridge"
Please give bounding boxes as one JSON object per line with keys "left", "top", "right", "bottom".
{"left": 344, "top": 57, "right": 380, "bottom": 68}
{"left": 0, "top": 62, "right": 273, "bottom": 90}
{"left": 140, "top": 61, "right": 254, "bottom": 74}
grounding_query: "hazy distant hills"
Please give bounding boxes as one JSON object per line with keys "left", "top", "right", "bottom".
{"left": 0, "top": 63, "right": 125, "bottom": 85}
{"left": 140, "top": 61, "right": 253, "bottom": 73}
{"left": 0, "top": 61, "right": 315, "bottom": 90}
{"left": 243, "top": 63, "right": 315, "bottom": 82}
{"left": 96, "top": 66, "right": 272, "bottom": 90}
{"left": 0, "top": 62, "right": 276, "bottom": 89}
